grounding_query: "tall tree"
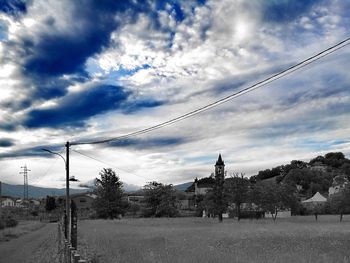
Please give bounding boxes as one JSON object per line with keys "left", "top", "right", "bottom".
{"left": 329, "top": 184, "right": 350, "bottom": 221}
{"left": 45, "top": 196, "right": 56, "bottom": 211}
{"left": 224, "top": 173, "right": 250, "bottom": 221}
{"left": 93, "top": 168, "right": 127, "bottom": 219}
{"left": 211, "top": 172, "right": 226, "bottom": 222}
{"left": 251, "top": 181, "right": 296, "bottom": 220}
{"left": 143, "top": 182, "right": 179, "bottom": 217}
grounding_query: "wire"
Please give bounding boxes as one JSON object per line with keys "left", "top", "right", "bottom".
{"left": 71, "top": 37, "right": 350, "bottom": 146}
{"left": 34, "top": 147, "right": 65, "bottom": 184}
{"left": 71, "top": 148, "right": 149, "bottom": 181}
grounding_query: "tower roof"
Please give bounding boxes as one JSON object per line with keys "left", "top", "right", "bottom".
{"left": 215, "top": 154, "right": 224, "bottom": 166}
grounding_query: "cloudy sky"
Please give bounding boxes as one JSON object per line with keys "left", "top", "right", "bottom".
{"left": 0, "top": 0, "right": 349, "bottom": 190}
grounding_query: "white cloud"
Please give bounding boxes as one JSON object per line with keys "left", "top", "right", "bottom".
{"left": 1, "top": 0, "right": 350, "bottom": 188}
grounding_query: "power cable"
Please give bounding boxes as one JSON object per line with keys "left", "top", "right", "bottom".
{"left": 35, "top": 147, "right": 65, "bottom": 184}
{"left": 71, "top": 148, "right": 149, "bottom": 181}
{"left": 68, "top": 37, "right": 349, "bottom": 145}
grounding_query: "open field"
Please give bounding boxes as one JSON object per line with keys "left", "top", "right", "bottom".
{"left": 0, "top": 220, "right": 46, "bottom": 242}
{"left": 77, "top": 215, "right": 350, "bottom": 263}
{"left": 0, "top": 222, "right": 57, "bottom": 263}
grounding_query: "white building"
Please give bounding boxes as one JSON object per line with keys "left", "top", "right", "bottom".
{"left": 1, "top": 197, "right": 15, "bottom": 207}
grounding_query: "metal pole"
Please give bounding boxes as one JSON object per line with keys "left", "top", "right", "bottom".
{"left": 0, "top": 181, "right": 2, "bottom": 215}
{"left": 65, "top": 141, "right": 70, "bottom": 243}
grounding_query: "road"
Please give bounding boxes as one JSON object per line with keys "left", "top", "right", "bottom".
{"left": 0, "top": 222, "right": 58, "bottom": 263}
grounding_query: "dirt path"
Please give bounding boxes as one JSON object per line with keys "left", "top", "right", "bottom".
{"left": 0, "top": 222, "right": 58, "bottom": 263}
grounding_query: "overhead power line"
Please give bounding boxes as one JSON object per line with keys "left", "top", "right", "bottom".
{"left": 71, "top": 149, "right": 149, "bottom": 181}
{"left": 71, "top": 37, "right": 350, "bottom": 146}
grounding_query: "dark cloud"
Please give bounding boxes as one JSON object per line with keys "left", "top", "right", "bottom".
{"left": 108, "top": 137, "right": 186, "bottom": 149}
{"left": 2, "top": 0, "right": 152, "bottom": 112}
{"left": 279, "top": 73, "right": 350, "bottom": 109}
{"left": 0, "top": 19, "right": 9, "bottom": 40}
{"left": 23, "top": 83, "right": 165, "bottom": 129}
{"left": 0, "top": 144, "right": 63, "bottom": 159}
{"left": 23, "top": 1, "right": 147, "bottom": 78}
{"left": 250, "top": 119, "right": 336, "bottom": 141}
{"left": 0, "top": 0, "right": 26, "bottom": 17}
{"left": 0, "top": 122, "right": 17, "bottom": 131}
{"left": 0, "top": 138, "right": 14, "bottom": 147}
{"left": 24, "top": 85, "right": 130, "bottom": 129}
{"left": 262, "top": 0, "right": 322, "bottom": 23}
{"left": 122, "top": 99, "right": 165, "bottom": 114}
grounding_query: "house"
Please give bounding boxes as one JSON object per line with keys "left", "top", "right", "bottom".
{"left": 265, "top": 209, "right": 291, "bottom": 218}
{"left": 71, "top": 193, "right": 96, "bottom": 210}
{"left": 302, "top": 191, "right": 327, "bottom": 210}
{"left": 191, "top": 155, "right": 225, "bottom": 195}
{"left": 1, "top": 196, "right": 15, "bottom": 207}
{"left": 15, "top": 199, "right": 25, "bottom": 207}
{"left": 70, "top": 193, "right": 96, "bottom": 218}
{"left": 194, "top": 177, "right": 215, "bottom": 195}
{"left": 126, "top": 190, "right": 145, "bottom": 205}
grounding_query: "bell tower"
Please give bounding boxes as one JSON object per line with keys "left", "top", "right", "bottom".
{"left": 215, "top": 154, "right": 225, "bottom": 180}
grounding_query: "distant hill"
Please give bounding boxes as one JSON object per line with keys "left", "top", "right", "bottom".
{"left": 0, "top": 183, "right": 88, "bottom": 199}
{"left": 0, "top": 181, "right": 141, "bottom": 199}
{"left": 174, "top": 182, "right": 193, "bottom": 191}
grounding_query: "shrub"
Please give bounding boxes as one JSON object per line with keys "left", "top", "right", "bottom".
{"left": 0, "top": 219, "right": 5, "bottom": 230}
{"left": 5, "top": 216, "right": 18, "bottom": 228}
{"left": 31, "top": 210, "right": 39, "bottom": 217}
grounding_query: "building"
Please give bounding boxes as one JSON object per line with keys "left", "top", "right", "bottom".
{"left": 70, "top": 193, "right": 96, "bottom": 217}
{"left": 1, "top": 197, "right": 15, "bottom": 207}
{"left": 126, "top": 190, "right": 145, "bottom": 205}
{"left": 192, "top": 154, "right": 225, "bottom": 196}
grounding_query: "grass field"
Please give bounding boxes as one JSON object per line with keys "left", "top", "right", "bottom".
{"left": 77, "top": 215, "right": 350, "bottom": 263}
{"left": 0, "top": 220, "right": 46, "bottom": 242}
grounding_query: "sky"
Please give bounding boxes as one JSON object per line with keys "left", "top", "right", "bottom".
{"left": 0, "top": 0, "right": 349, "bottom": 190}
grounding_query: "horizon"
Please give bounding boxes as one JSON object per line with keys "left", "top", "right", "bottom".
{"left": 0, "top": 0, "right": 349, "bottom": 189}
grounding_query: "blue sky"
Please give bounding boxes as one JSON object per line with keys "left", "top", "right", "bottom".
{"left": 0, "top": 0, "right": 349, "bottom": 189}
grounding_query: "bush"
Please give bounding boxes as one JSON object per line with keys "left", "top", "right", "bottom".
{"left": 0, "top": 219, "right": 5, "bottom": 230}
{"left": 31, "top": 210, "right": 39, "bottom": 217}
{"left": 5, "top": 216, "right": 18, "bottom": 228}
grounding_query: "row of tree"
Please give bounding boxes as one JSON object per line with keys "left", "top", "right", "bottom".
{"left": 197, "top": 174, "right": 297, "bottom": 221}
{"left": 92, "top": 168, "right": 180, "bottom": 219}
{"left": 59, "top": 151, "right": 350, "bottom": 221}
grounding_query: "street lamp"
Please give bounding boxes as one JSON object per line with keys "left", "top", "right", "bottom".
{"left": 43, "top": 141, "right": 71, "bottom": 241}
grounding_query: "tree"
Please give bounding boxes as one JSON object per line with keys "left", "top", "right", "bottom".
{"left": 143, "top": 182, "right": 179, "bottom": 217}
{"left": 224, "top": 173, "right": 250, "bottom": 221}
{"left": 251, "top": 181, "right": 296, "bottom": 220}
{"left": 324, "top": 152, "right": 346, "bottom": 168}
{"left": 45, "top": 196, "right": 56, "bottom": 211}
{"left": 211, "top": 169, "right": 226, "bottom": 222}
{"left": 93, "top": 168, "right": 127, "bottom": 219}
{"left": 284, "top": 168, "right": 332, "bottom": 195}
{"left": 329, "top": 185, "right": 350, "bottom": 221}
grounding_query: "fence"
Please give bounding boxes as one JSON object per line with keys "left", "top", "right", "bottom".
{"left": 58, "top": 219, "right": 88, "bottom": 263}
{"left": 57, "top": 200, "right": 88, "bottom": 263}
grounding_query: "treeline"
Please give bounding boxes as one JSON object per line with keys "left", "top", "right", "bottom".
{"left": 91, "top": 169, "right": 180, "bottom": 218}
{"left": 89, "top": 152, "right": 350, "bottom": 220}
{"left": 250, "top": 152, "right": 350, "bottom": 193}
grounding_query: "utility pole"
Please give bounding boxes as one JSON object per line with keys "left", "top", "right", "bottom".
{"left": 65, "top": 141, "right": 70, "bottom": 243}
{"left": 0, "top": 181, "right": 2, "bottom": 215}
{"left": 20, "top": 165, "right": 30, "bottom": 207}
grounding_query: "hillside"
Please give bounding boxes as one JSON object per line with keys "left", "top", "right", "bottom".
{"left": 0, "top": 183, "right": 88, "bottom": 198}
{"left": 0, "top": 182, "right": 142, "bottom": 198}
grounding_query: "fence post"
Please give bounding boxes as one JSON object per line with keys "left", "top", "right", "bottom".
{"left": 64, "top": 240, "right": 69, "bottom": 263}
{"left": 69, "top": 246, "right": 75, "bottom": 263}
{"left": 71, "top": 200, "right": 78, "bottom": 249}
{"left": 73, "top": 253, "right": 80, "bottom": 263}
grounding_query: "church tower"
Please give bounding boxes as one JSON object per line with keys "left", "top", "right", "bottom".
{"left": 215, "top": 154, "right": 225, "bottom": 180}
